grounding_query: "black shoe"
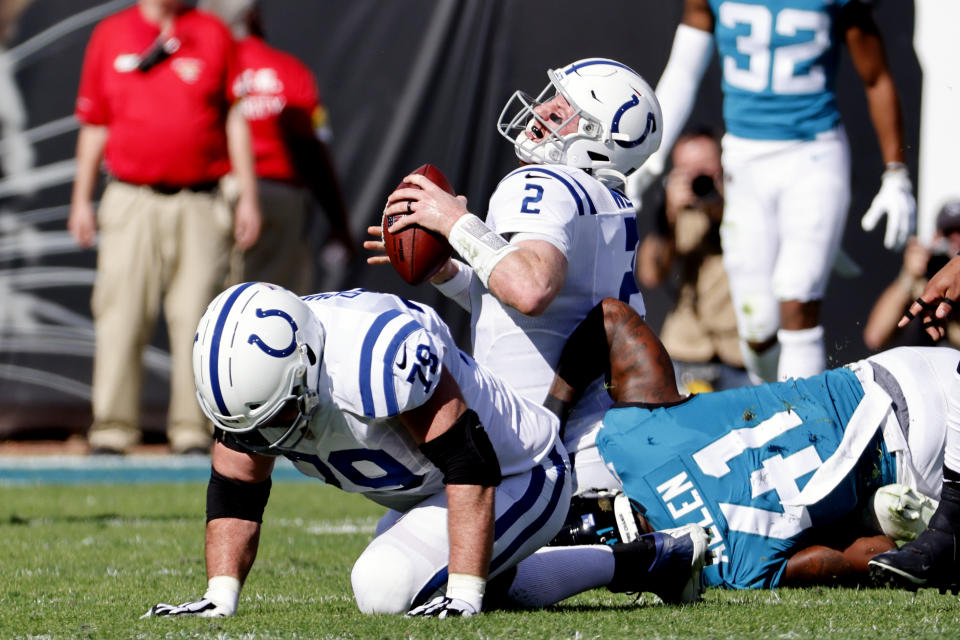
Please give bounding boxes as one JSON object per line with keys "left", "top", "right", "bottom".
{"left": 611, "top": 524, "right": 712, "bottom": 604}
{"left": 869, "top": 528, "right": 960, "bottom": 594}
{"left": 647, "top": 524, "right": 712, "bottom": 604}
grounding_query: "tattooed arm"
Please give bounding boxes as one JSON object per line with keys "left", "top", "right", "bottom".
{"left": 544, "top": 298, "right": 682, "bottom": 427}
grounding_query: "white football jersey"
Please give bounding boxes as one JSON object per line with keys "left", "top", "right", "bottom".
{"left": 469, "top": 165, "right": 645, "bottom": 451}
{"left": 274, "top": 289, "right": 561, "bottom": 512}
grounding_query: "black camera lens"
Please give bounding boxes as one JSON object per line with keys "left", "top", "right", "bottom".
{"left": 691, "top": 174, "right": 716, "bottom": 199}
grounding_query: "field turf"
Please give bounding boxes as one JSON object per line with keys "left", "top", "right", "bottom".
{"left": 3, "top": 481, "right": 960, "bottom": 639}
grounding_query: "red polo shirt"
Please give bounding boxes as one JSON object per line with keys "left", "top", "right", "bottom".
{"left": 75, "top": 6, "right": 238, "bottom": 186}
{"left": 234, "top": 36, "right": 325, "bottom": 184}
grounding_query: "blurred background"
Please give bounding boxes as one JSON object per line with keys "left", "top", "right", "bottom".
{"left": 0, "top": 0, "right": 947, "bottom": 442}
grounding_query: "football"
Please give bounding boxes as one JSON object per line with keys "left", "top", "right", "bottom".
{"left": 382, "top": 164, "right": 455, "bottom": 285}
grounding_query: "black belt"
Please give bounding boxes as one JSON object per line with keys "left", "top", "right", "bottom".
{"left": 120, "top": 179, "right": 219, "bottom": 195}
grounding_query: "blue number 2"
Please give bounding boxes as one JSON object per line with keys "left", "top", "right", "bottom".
{"left": 520, "top": 183, "right": 544, "bottom": 214}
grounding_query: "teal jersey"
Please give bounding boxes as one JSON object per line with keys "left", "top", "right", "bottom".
{"left": 597, "top": 367, "right": 895, "bottom": 589}
{"left": 709, "top": 0, "right": 854, "bottom": 140}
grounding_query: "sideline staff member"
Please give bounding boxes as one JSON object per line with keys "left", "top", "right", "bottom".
{"left": 67, "top": 0, "right": 261, "bottom": 454}
{"left": 202, "top": 0, "right": 353, "bottom": 293}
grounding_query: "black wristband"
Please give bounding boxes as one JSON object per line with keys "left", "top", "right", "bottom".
{"left": 419, "top": 409, "right": 502, "bottom": 486}
{"left": 206, "top": 468, "right": 272, "bottom": 523}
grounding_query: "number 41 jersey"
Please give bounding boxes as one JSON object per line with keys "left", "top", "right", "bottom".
{"left": 710, "top": 0, "right": 854, "bottom": 140}
{"left": 597, "top": 367, "right": 896, "bottom": 589}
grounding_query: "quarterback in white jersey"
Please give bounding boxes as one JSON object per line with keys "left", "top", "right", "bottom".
{"left": 144, "top": 283, "right": 712, "bottom": 619}
{"left": 629, "top": 0, "right": 915, "bottom": 384}
{"left": 374, "top": 58, "right": 665, "bottom": 494}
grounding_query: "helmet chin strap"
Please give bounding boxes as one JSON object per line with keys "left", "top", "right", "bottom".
{"left": 592, "top": 167, "right": 628, "bottom": 188}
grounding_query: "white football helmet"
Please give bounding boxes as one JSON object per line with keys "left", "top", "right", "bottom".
{"left": 193, "top": 282, "right": 325, "bottom": 453}
{"left": 497, "top": 58, "right": 662, "bottom": 186}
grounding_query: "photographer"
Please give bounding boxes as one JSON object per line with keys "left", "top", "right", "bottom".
{"left": 637, "top": 127, "right": 749, "bottom": 393}
{"left": 863, "top": 199, "right": 960, "bottom": 351}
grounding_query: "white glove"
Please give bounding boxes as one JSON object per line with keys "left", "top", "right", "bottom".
{"left": 867, "top": 483, "right": 938, "bottom": 543}
{"left": 406, "top": 573, "right": 484, "bottom": 618}
{"left": 861, "top": 164, "right": 916, "bottom": 251}
{"left": 141, "top": 598, "right": 232, "bottom": 619}
{"left": 406, "top": 595, "right": 478, "bottom": 618}
{"left": 141, "top": 576, "right": 240, "bottom": 619}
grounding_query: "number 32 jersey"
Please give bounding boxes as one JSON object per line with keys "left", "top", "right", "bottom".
{"left": 280, "top": 290, "right": 561, "bottom": 512}
{"left": 710, "top": 0, "right": 854, "bottom": 140}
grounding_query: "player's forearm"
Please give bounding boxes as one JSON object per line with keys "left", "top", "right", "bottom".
{"left": 486, "top": 243, "right": 566, "bottom": 316}
{"left": 845, "top": 8, "right": 906, "bottom": 166}
{"left": 205, "top": 517, "right": 261, "bottom": 585}
{"left": 71, "top": 124, "right": 107, "bottom": 205}
{"left": 782, "top": 546, "right": 856, "bottom": 585}
{"left": 445, "top": 484, "right": 495, "bottom": 579}
{"left": 865, "top": 74, "right": 906, "bottom": 166}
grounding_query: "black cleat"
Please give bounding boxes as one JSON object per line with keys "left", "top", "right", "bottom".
{"left": 868, "top": 527, "right": 960, "bottom": 594}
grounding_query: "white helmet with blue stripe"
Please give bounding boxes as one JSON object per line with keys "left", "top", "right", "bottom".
{"left": 192, "top": 282, "right": 325, "bottom": 452}
{"left": 497, "top": 57, "right": 662, "bottom": 186}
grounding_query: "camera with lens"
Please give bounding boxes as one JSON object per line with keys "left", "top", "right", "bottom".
{"left": 690, "top": 174, "right": 717, "bottom": 200}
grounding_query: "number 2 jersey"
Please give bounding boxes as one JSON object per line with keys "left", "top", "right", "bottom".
{"left": 597, "top": 346, "right": 959, "bottom": 589}
{"left": 469, "top": 164, "right": 644, "bottom": 458}
{"left": 710, "top": 0, "right": 854, "bottom": 140}
{"left": 266, "top": 290, "right": 563, "bottom": 512}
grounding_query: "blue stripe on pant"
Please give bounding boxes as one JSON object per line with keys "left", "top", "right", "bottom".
{"left": 411, "top": 447, "right": 570, "bottom": 607}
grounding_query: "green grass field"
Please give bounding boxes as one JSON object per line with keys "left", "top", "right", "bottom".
{"left": 3, "top": 481, "right": 960, "bottom": 640}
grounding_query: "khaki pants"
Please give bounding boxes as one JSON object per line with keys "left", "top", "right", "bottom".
{"left": 87, "top": 181, "right": 233, "bottom": 452}
{"left": 224, "top": 176, "right": 313, "bottom": 293}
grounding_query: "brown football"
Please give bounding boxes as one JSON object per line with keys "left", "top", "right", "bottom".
{"left": 383, "top": 164, "right": 455, "bottom": 285}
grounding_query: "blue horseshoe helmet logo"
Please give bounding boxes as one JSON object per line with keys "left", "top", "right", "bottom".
{"left": 610, "top": 91, "right": 657, "bottom": 149}
{"left": 248, "top": 308, "right": 299, "bottom": 358}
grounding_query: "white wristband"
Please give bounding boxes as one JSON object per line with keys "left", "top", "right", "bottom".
{"left": 447, "top": 214, "right": 518, "bottom": 288}
{"left": 445, "top": 572, "right": 485, "bottom": 612}
{"left": 203, "top": 575, "right": 241, "bottom": 615}
{"left": 431, "top": 259, "right": 474, "bottom": 312}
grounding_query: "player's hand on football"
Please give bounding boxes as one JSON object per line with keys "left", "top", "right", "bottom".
{"left": 384, "top": 173, "right": 469, "bottom": 238}
{"left": 861, "top": 164, "right": 916, "bottom": 251}
{"left": 898, "top": 254, "right": 960, "bottom": 340}
{"left": 141, "top": 597, "right": 234, "bottom": 619}
{"left": 363, "top": 225, "right": 391, "bottom": 265}
{"left": 406, "top": 595, "right": 478, "bottom": 618}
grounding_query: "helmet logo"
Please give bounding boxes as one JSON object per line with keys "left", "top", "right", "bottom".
{"left": 611, "top": 92, "right": 657, "bottom": 149}
{"left": 248, "top": 308, "right": 299, "bottom": 358}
